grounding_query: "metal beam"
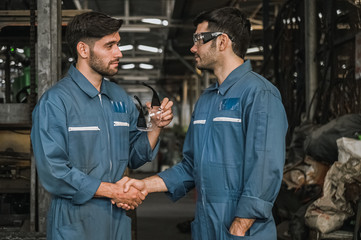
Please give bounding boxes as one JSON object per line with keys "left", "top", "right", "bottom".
{"left": 0, "top": 10, "right": 90, "bottom": 30}
{"left": 0, "top": 104, "right": 31, "bottom": 125}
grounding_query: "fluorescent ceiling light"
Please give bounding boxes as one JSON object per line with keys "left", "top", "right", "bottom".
{"left": 141, "top": 18, "right": 169, "bottom": 26}
{"left": 142, "top": 18, "right": 162, "bottom": 25}
{"left": 121, "top": 63, "right": 135, "bottom": 69}
{"left": 137, "top": 45, "right": 163, "bottom": 53}
{"left": 119, "top": 45, "right": 133, "bottom": 51}
{"left": 16, "top": 48, "right": 24, "bottom": 54}
{"left": 139, "top": 63, "right": 154, "bottom": 70}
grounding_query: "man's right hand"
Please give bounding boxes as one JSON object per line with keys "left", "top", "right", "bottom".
{"left": 110, "top": 177, "right": 148, "bottom": 210}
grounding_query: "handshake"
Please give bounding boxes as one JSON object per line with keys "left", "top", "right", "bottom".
{"left": 110, "top": 176, "right": 148, "bottom": 210}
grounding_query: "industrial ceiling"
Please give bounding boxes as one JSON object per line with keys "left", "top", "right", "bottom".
{"left": 0, "top": 0, "right": 286, "bottom": 104}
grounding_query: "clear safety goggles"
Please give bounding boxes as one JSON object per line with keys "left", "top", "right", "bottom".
{"left": 193, "top": 32, "right": 231, "bottom": 45}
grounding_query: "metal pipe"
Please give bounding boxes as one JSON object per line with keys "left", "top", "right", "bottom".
{"left": 263, "top": 0, "right": 270, "bottom": 62}
{"left": 5, "top": 45, "right": 10, "bottom": 103}
{"left": 181, "top": 79, "right": 188, "bottom": 128}
{"left": 73, "top": 0, "right": 82, "bottom": 10}
{"left": 305, "top": 0, "right": 318, "bottom": 121}
{"left": 167, "top": 41, "right": 201, "bottom": 77}
{"left": 124, "top": 0, "right": 129, "bottom": 25}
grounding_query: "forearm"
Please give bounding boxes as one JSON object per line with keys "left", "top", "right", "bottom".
{"left": 143, "top": 175, "right": 168, "bottom": 193}
{"left": 94, "top": 182, "right": 115, "bottom": 199}
{"left": 147, "top": 127, "right": 161, "bottom": 150}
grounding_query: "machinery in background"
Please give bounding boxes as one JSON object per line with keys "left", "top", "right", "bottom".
{"left": 0, "top": 130, "right": 31, "bottom": 231}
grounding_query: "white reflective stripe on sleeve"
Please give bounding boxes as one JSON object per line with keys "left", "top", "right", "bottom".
{"left": 68, "top": 126, "right": 100, "bottom": 131}
{"left": 213, "top": 117, "right": 242, "bottom": 123}
{"left": 114, "top": 121, "right": 130, "bottom": 127}
{"left": 193, "top": 120, "right": 206, "bottom": 125}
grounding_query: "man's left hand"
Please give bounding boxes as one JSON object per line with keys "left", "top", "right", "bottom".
{"left": 229, "top": 217, "right": 255, "bottom": 236}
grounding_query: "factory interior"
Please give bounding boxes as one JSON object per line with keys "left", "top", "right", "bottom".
{"left": 1, "top": 0, "right": 361, "bottom": 239}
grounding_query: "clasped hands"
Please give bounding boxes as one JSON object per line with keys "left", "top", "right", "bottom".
{"left": 110, "top": 177, "right": 146, "bottom": 210}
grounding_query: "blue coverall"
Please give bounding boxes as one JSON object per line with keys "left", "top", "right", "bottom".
{"left": 31, "top": 64, "right": 158, "bottom": 240}
{"left": 158, "top": 60, "right": 288, "bottom": 240}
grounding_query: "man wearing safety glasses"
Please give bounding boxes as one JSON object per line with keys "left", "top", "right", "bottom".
{"left": 123, "top": 7, "right": 288, "bottom": 239}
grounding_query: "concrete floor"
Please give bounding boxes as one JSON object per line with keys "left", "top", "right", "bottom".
{"left": 131, "top": 172, "right": 196, "bottom": 240}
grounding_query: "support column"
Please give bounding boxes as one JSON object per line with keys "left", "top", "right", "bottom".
{"left": 37, "top": 0, "right": 61, "bottom": 98}
{"left": 304, "top": 0, "right": 318, "bottom": 121}
{"left": 35, "top": 0, "right": 62, "bottom": 232}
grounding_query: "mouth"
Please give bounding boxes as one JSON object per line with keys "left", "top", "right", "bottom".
{"left": 110, "top": 61, "right": 119, "bottom": 67}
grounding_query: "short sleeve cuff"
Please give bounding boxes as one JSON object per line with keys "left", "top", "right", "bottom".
{"left": 235, "top": 195, "right": 273, "bottom": 219}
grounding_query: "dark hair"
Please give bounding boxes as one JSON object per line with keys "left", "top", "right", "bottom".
{"left": 193, "top": 7, "right": 251, "bottom": 59}
{"left": 66, "top": 11, "right": 123, "bottom": 60}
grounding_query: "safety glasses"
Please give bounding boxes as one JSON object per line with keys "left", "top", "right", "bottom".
{"left": 193, "top": 32, "right": 230, "bottom": 45}
{"left": 134, "top": 82, "right": 161, "bottom": 131}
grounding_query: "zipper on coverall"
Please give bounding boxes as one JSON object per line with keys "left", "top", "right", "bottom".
{"left": 98, "top": 93, "right": 114, "bottom": 239}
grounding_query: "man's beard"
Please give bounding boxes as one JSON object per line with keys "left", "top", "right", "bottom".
{"left": 195, "top": 54, "right": 216, "bottom": 72}
{"left": 89, "top": 49, "right": 119, "bottom": 76}
{"left": 195, "top": 43, "right": 216, "bottom": 71}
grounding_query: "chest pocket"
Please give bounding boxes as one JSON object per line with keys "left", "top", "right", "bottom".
{"left": 68, "top": 125, "right": 101, "bottom": 173}
{"left": 210, "top": 109, "right": 243, "bottom": 167}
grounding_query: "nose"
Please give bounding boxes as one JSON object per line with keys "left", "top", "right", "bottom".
{"left": 190, "top": 44, "right": 197, "bottom": 54}
{"left": 115, "top": 46, "right": 123, "bottom": 58}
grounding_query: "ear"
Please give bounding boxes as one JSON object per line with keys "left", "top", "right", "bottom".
{"left": 76, "top": 41, "right": 90, "bottom": 59}
{"left": 218, "top": 34, "right": 231, "bottom": 52}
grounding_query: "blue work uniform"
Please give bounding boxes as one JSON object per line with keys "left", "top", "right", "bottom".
{"left": 158, "top": 60, "right": 288, "bottom": 239}
{"left": 31, "top": 64, "right": 158, "bottom": 240}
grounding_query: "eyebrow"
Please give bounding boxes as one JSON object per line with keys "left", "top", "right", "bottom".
{"left": 104, "top": 39, "right": 121, "bottom": 46}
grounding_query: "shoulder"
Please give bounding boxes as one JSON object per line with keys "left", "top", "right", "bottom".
{"left": 241, "top": 71, "right": 282, "bottom": 99}
{"left": 36, "top": 76, "right": 74, "bottom": 110}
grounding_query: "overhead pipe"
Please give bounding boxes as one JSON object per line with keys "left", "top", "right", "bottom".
{"left": 167, "top": 41, "right": 201, "bottom": 78}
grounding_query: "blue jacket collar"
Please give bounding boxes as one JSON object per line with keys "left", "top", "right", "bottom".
{"left": 68, "top": 64, "right": 112, "bottom": 99}
{"left": 205, "top": 60, "right": 252, "bottom": 95}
